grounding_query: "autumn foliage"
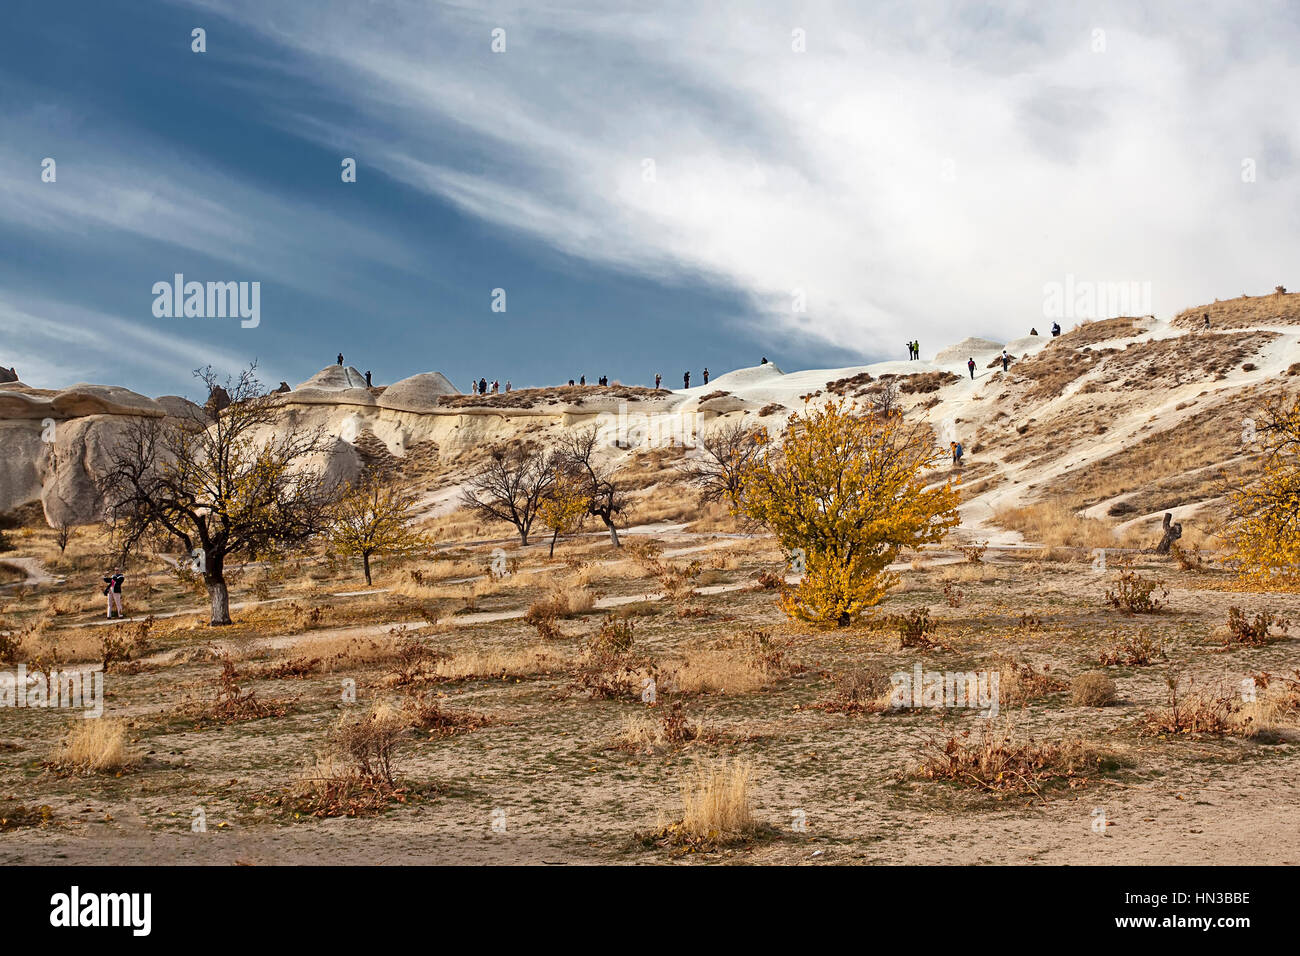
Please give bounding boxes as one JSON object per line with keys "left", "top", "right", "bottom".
{"left": 738, "top": 401, "right": 960, "bottom": 626}
{"left": 1227, "top": 395, "right": 1300, "bottom": 588}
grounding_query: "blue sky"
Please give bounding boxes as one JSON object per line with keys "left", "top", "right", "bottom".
{"left": 1, "top": 1, "right": 1297, "bottom": 400}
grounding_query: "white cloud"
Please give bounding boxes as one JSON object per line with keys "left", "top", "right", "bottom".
{"left": 132, "top": 1, "right": 1300, "bottom": 352}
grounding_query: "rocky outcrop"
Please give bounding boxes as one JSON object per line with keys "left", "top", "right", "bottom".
{"left": 377, "top": 371, "right": 460, "bottom": 413}
{"left": 0, "top": 367, "right": 17, "bottom": 384}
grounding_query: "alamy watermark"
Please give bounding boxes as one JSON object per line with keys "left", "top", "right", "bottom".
{"left": 1, "top": 663, "right": 104, "bottom": 718}
{"left": 890, "top": 662, "right": 1000, "bottom": 717}
{"left": 152, "top": 274, "right": 260, "bottom": 328}
{"left": 1042, "top": 274, "right": 1151, "bottom": 321}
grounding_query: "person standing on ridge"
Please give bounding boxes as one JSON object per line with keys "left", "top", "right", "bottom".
{"left": 1001, "top": 350, "right": 1009, "bottom": 373}
{"left": 655, "top": 373, "right": 662, "bottom": 389}
{"left": 967, "top": 357, "right": 976, "bottom": 379}
{"left": 337, "top": 353, "right": 344, "bottom": 366}
{"left": 479, "top": 377, "right": 487, "bottom": 395}
{"left": 683, "top": 371, "right": 690, "bottom": 388}
{"left": 703, "top": 368, "right": 709, "bottom": 385}
{"left": 103, "top": 568, "right": 125, "bottom": 619}
{"left": 761, "top": 357, "right": 768, "bottom": 364}
{"left": 505, "top": 381, "right": 512, "bottom": 392}
{"left": 1051, "top": 322, "right": 1061, "bottom": 337}
{"left": 365, "top": 370, "right": 372, "bottom": 387}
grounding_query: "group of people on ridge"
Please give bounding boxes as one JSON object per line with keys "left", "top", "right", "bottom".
{"left": 905, "top": 340, "right": 921, "bottom": 360}
{"left": 474, "top": 378, "right": 511, "bottom": 395}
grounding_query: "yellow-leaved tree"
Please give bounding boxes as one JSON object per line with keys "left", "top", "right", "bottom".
{"left": 327, "top": 475, "right": 427, "bottom": 585}
{"left": 1226, "top": 395, "right": 1300, "bottom": 588}
{"left": 739, "top": 401, "right": 961, "bottom": 626}
{"left": 537, "top": 467, "right": 588, "bottom": 558}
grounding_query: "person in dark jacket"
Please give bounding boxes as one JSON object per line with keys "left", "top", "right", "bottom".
{"left": 683, "top": 371, "right": 690, "bottom": 388}
{"left": 103, "top": 569, "right": 125, "bottom": 619}
{"left": 967, "top": 357, "right": 976, "bottom": 379}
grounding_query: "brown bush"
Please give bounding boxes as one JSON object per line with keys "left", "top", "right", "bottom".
{"left": 1070, "top": 671, "right": 1117, "bottom": 707}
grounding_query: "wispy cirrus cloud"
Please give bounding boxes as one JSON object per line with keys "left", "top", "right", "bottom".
{"left": 171, "top": 0, "right": 1300, "bottom": 351}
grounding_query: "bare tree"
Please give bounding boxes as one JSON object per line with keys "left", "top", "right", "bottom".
{"left": 99, "top": 365, "right": 332, "bottom": 625}
{"left": 53, "top": 521, "right": 73, "bottom": 554}
{"left": 867, "top": 378, "right": 901, "bottom": 418}
{"left": 557, "top": 427, "right": 626, "bottom": 547}
{"left": 461, "top": 443, "right": 556, "bottom": 546}
{"left": 679, "top": 420, "right": 765, "bottom": 506}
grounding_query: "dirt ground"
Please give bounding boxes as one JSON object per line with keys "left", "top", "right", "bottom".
{"left": 3, "top": 526, "right": 1299, "bottom": 866}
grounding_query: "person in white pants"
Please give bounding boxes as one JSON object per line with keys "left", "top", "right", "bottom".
{"left": 103, "top": 570, "right": 125, "bottom": 619}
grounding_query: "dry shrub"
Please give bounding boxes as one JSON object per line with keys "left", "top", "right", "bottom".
{"left": 914, "top": 720, "right": 1115, "bottom": 794}
{"left": 645, "top": 759, "right": 765, "bottom": 851}
{"left": 893, "top": 607, "right": 938, "bottom": 649}
{"left": 752, "top": 569, "right": 784, "bottom": 591}
{"left": 207, "top": 655, "right": 294, "bottom": 722}
{"left": 943, "top": 582, "right": 964, "bottom": 608}
{"left": 288, "top": 601, "right": 326, "bottom": 629}
{"left": 996, "top": 657, "right": 1068, "bottom": 707}
{"left": 615, "top": 703, "right": 706, "bottom": 753}
{"left": 524, "top": 587, "right": 595, "bottom": 639}
{"left": 1225, "top": 607, "right": 1290, "bottom": 646}
{"left": 50, "top": 718, "right": 132, "bottom": 774}
{"left": 385, "top": 627, "right": 446, "bottom": 686}
{"left": 1070, "top": 671, "right": 1118, "bottom": 707}
{"left": 248, "top": 656, "right": 322, "bottom": 679}
{"left": 1096, "top": 630, "right": 1166, "bottom": 666}
{"left": 401, "top": 692, "right": 491, "bottom": 738}
{"left": 1106, "top": 568, "right": 1168, "bottom": 613}
{"left": 571, "top": 617, "right": 656, "bottom": 699}
{"left": 1141, "top": 674, "right": 1241, "bottom": 736}
{"left": 100, "top": 616, "right": 154, "bottom": 672}
{"left": 274, "top": 700, "right": 423, "bottom": 818}
{"left": 1170, "top": 543, "right": 1208, "bottom": 572}
{"left": 816, "top": 666, "right": 892, "bottom": 714}
{"left": 961, "top": 541, "right": 989, "bottom": 563}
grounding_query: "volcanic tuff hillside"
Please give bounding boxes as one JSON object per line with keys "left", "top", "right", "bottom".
{"left": 2, "top": 290, "right": 1298, "bottom": 545}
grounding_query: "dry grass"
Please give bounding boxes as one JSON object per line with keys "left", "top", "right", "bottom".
{"left": 646, "top": 759, "right": 764, "bottom": 850}
{"left": 993, "top": 502, "right": 1115, "bottom": 549}
{"left": 1171, "top": 290, "right": 1300, "bottom": 329}
{"left": 49, "top": 718, "right": 132, "bottom": 774}
{"left": 1070, "top": 671, "right": 1118, "bottom": 707}
{"left": 432, "top": 644, "right": 567, "bottom": 681}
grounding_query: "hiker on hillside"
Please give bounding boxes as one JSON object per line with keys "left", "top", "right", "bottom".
{"left": 568, "top": 379, "right": 575, "bottom": 386}
{"left": 1051, "top": 322, "right": 1061, "bottom": 337}
{"left": 761, "top": 356, "right": 768, "bottom": 364}
{"left": 1001, "top": 350, "right": 1009, "bottom": 372}
{"left": 505, "top": 381, "right": 512, "bottom": 393}
{"left": 478, "top": 377, "right": 487, "bottom": 395}
{"left": 1203, "top": 313, "right": 1211, "bottom": 330}
{"left": 950, "top": 441, "right": 958, "bottom": 466}
{"left": 103, "top": 569, "right": 125, "bottom": 619}
{"left": 967, "top": 357, "right": 976, "bottom": 379}
{"left": 655, "top": 373, "right": 662, "bottom": 389}
{"left": 683, "top": 371, "right": 690, "bottom": 388}
{"left": 914, "top": 341, "right": 921, "bottom": 360}
{"left": 703, "top": 368, "right": 709, "bottom": 385}
{"left": 337, "top": 353, "right": 344, "bottom": 365}
{"left": 579, "top": 375, "right": 586, "bottom": 386}
{"left": 955, "top": 441, "right": 964, "bottom": 465}
{"left": 906, "top": 342, "right": 912, "bottom": 360}
{"left": 365, "top": 370, "right": 372, "bottom": 387}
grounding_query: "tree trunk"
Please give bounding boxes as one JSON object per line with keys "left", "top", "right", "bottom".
{"left": 519, "top": 527, "right": 529, "bottom": 546}
{"left": 363, "top": 552, "right": 372, "bottom": 586}
{"left": 1154, "top": 512, "right": 1182, "bottom": 555}
{"left": 549, "top": 529, "right": 559, "bottom": 558}
{"left": 603, "top": 515, "right": 621, "bottom": 548}
{"left": 207, "top": 577, "right": 231, "bottom": 626}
